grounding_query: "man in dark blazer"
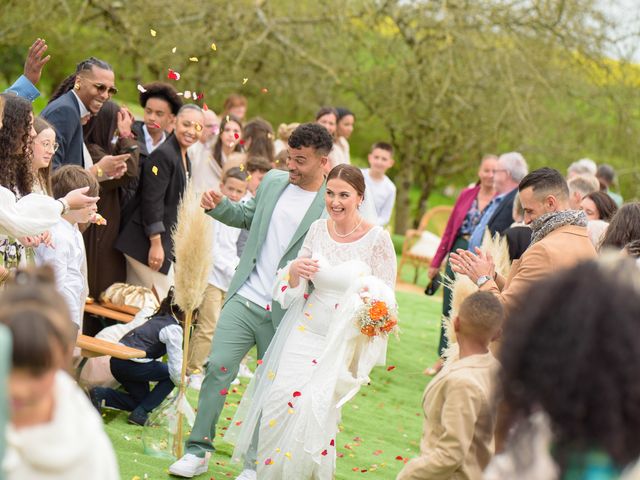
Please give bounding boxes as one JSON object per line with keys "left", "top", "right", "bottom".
{"left": 468, "top": 152, "right": 529, "bottom": 250}
{"left": 41, "top": 57, "right": 116, "bottom": 169}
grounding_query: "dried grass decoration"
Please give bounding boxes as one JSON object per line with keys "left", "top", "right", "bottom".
{"left": 141, "top": 181, "right": 214, "bottom": 459}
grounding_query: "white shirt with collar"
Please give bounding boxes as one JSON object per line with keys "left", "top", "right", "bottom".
{"left": 142, "top": 124, "right": 167, "bottom": 155}
{"left": 71, "top": 90, "right": 94, "bottom": 169}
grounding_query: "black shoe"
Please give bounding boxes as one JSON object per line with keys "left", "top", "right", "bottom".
{"left": 127, "top": 408, "right": 148, "bottom": 426}
{"left": 88, "top": 387, "right": 105, "bottom": 415}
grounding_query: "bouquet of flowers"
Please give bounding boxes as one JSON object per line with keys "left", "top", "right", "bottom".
{"left": 355, "top": 294, "right": 398, "bottom": 338}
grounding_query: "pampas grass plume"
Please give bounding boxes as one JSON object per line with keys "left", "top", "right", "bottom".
{"left": 172, "top": 181, "right": 214, "bottom": 312}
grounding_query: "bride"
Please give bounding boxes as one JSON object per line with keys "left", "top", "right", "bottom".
{"left": 226, "top": 164, "right": 397, "bottom": 479}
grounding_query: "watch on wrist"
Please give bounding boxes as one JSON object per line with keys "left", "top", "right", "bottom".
{"left": 58, "top": 198, "right": 70, "bottom": 215}
{"left": 476, "top": 275, "right": 492, "bottom": 287}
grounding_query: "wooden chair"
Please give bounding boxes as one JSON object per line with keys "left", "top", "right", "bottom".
{"left": 75, "top": 334, "right": 146, "bottom": 379}
{"left": 398, "top": 205, "right": 454, "bottom": 284}
{"left": 84, "top": 300, "right": 137, "bottom": 323}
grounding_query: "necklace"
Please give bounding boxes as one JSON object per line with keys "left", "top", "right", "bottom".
{"left": 333, "top": 217, "right": 363, "bottom": 238}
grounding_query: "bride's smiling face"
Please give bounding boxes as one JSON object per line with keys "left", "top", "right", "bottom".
{"left": 326, "top": 178, "right": 361, "bottom": 222}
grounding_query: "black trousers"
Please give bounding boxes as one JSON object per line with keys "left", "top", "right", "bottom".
{"left": 101, "top": 357, "right": 175, "bottom": 413}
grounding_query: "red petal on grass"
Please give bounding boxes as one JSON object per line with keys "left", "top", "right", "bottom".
{"left": 386, "top": 365, "right": 396, "bottom": 371}
{"left": 373, "top": 450, "right": 383, "bottom": 456}
{"left": 395, "top": 455, "right": 404, "bottom": 461}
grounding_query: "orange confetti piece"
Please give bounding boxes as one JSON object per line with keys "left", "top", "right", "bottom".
{"left": 203, "top": 103, "right": 209, "bottom": 111}
{"left": 261, "top": 87, "right": 268, "bottom": 94}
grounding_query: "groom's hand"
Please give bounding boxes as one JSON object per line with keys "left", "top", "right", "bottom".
{"left": 201, "top": 190, "right": 223, "bottom": 210}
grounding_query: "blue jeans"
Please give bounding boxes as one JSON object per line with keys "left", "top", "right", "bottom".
{"left": 101, "top": 357, "right": 175, "bottom": 413}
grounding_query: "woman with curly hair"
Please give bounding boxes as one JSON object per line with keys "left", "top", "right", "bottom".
{"left": 486, "top": 257, "right": 640, "bottom": 479}
{"left": 0, "top": 95, "right": 35, "bottom": 197}
{"left": 599, "top": 202, "right": 640, "bottom": 252}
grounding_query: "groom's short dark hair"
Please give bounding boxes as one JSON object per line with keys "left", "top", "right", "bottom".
{"left": 519, "top": 167, "right": 569, "bottom": 200}
{"left": 288, "top": 123, "right": 333, "bottom": 156}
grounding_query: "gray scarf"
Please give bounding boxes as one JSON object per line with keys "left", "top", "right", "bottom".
{"left": 529, "top": 210, "right": 587, "bottom": 245}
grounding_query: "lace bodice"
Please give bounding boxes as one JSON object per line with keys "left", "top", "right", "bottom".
{"left": 298, "top": 219, "right": 397, "bottom": 289}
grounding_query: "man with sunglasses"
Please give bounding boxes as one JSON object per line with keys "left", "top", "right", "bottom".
{"left": 41, "top": 57, "right": 119, "bottom": 171}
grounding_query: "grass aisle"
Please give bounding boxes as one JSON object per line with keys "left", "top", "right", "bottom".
{"left": 105, "top": 290, "right": 442, "bottom": 479}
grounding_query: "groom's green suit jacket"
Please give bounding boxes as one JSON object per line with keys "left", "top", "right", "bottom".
{"left": 207, "top": 169, "right": 326, "bottom": 328}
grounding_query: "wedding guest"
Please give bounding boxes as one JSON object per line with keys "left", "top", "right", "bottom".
{"left": 580, "top": 191, "right": 618, "bottom": 221}
{"left": 273, "top": 122, "right": 299, "bottom": 155}
{"left": 221, "top": 94, "right": 248, "bottom": 123}
{"left": 596, "top": 164, "right": 623, "bottom": 206}
{"left": 398, "top": 292, "right": 503, "bottom": 480}
{"left": 242, "top": 118, "right": 275, "bottom": 164}
{"left": 599, "top": 203, "right": 640, "bottom": 252}
{"left": 82, "top": 101, "right": 138, "bottom": 299}
{"left": 567, "top": 174, "right": 599, "bottom": 210}
{"left": 116, "top": 105, "right": 204, "bottom": 300}
{"left": 451, "top": 168, "right": 596, "bottom": 318}
{"left": 567, "top": 158, "right": 597, "bottom": 180}
{"left": 486, "top": 258, "right": 640, "bottom": 479}
{"left": 467, "top": 152, "right": 528, "bottom": 251}
{"left": 90, "top": 288, "right": 184, "bottom": 426}
{"left": 35, "top": 166, "right": 99, "bottom": 330}
{"left": 188, "top": 108, "right": 220, "bottom": 193}
{"left": 202, "top": 114, "right": 243, "bottom": 189}
{"left": 1, "top": 267, "right": 119, "bottom": 480}
{"left": 425, "top": 154, "right": 497, "bottom": 376}
{"left": 334, "top": 107, "right": 355, "bottom": 165}
{"left": 361, "top": 142, "right": 396, "bottom": 227}
{"left": 187, "top": 167, "right": 247, "bottom": 390}
{"left": 503, "top": 192, "right": 532, "bottom": 261}
{"left": 41, "top": 57, "right": 118, "bottom": 169}
{"left": 315, "top": 107, "right": 340, "bottom": 169}
{"left": 31, "top": 117, "right": 55, "bottom": 196}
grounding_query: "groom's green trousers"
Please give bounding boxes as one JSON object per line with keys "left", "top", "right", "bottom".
{"left": 186, "top": 293, "right": 275, "bottom": 465}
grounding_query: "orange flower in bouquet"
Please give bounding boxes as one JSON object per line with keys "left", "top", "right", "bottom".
{"left": 369, "top": 301, "right": 389, "bottom": 321}
{"left": 355, "top": 297, "right": 398, "bottom": 338}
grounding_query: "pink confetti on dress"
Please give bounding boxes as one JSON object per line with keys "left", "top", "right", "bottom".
{"left": 219, "top": 388, "right": 228, "bottom": 396}
{"left": 220, "top": 366, "right": 228, "bottom": 373}
{"left": 281, "top": 285, "right": 287, "bottom": 292}
{"left": 292, "top": 391, "right": 301, "bottom": 398}
{"left": 266, "top": 304, "right": 271, "bottom": 311}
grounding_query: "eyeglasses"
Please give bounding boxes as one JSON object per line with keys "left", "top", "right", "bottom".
{"left": 90, "top": 82, "right": 118, "bottom": 96}
{"left": 37, "top": 140, "right": 59, "bottom": 152}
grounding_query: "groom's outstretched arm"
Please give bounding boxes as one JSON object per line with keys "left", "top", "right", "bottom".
{"left": 204, "top": 194, "right": 256, "bottom": 230}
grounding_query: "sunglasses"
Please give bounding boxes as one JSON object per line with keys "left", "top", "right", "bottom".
{"left": 90, "top": 82, "right": 118, "bottom": 96}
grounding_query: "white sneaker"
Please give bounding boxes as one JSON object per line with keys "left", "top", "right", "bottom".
{"left": 238, "top": 363, "right": 254, "bottom": 379}
{"left": 231, "top": 377, "right": 241, "bottom": 385}
{"left": 168, "top": 453, "right": 210, "bottom": 477}
{"left": 188, "top": 374, "right": 204, "bottom": 391}
{"left": 235, "top": 469, "right": 257, "bottom": 480}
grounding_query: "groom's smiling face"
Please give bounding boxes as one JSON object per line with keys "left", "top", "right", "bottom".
{"left": 286, "top": 146, "right": 326, "bottom": 189}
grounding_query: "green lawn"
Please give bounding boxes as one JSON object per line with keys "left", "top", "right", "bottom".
{"left": 105, "top": 289, "right": 442, "bottom": 479}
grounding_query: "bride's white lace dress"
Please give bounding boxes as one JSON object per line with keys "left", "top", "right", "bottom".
{"left": 226, "top": 219, "right": 397, "bottom": 479}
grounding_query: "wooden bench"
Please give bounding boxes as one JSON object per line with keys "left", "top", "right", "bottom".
{"left": 75, "top": 334, "right": 146, "bottom": 379}
{"left": 84, "top": 301, "right": 136, "bottom": 323}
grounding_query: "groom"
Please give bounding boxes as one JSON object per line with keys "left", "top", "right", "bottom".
{"left": 169, "top": 123, "right": 333, "bottom": 479}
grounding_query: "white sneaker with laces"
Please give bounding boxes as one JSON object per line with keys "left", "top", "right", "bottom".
{"left": 168, "top": 453, "right": 210, "bottom": 478}
{"left": 238, "top": 363, "right": 254, "bottom": 379}
{"left": 235, "top": 469, "right": 257, "bottom": 480}
{"left": 188, "top": 373, "right": 204, "bottom": 391}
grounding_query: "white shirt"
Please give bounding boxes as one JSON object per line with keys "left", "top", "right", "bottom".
{"left": 35, "top": 218, "right": 88, "bottom": 329}
{"left": 142, "top": 124, "right": 167, "bottom": 154}
{"left": 209, "top": 219, "right": 241, "bottom": 291}
{"left": 328, "top": 138, "right": 350, "bottom": 168}
{"left": 362, "top": 168, "right": 397, "bottom": 227}
{"left": 238, "top": 184, "right": 317, "bottom": 308}
{"left": 189, "top": 140, "right": 222, "bottom": 194}
{"left": 4, "top": 371, "right": 120, "bottom": 480}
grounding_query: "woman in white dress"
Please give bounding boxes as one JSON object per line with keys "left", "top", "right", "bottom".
{"left": 227, "top": 164, "right": 397, "bottom": 479}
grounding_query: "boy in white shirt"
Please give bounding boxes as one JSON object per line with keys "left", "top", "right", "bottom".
{"left": 188, "top": 167, "right": 247, "bottom": 389}
{"left": 361, "top": 142, "right": 396, "bottom": 227}
{"left": 35, "top": 165, "right": 99, "bottom": 331}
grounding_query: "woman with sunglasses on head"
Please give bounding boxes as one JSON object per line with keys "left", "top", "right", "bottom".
{"left": 116, "top": 105, "right": 204, "bottom": 300}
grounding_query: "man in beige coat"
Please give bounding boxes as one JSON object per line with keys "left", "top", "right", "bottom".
{"left": 451, "top": 167, "right": 597, "bottom": 317}
{"left": 397, "top": 292, "right": 504, "bottom": 480}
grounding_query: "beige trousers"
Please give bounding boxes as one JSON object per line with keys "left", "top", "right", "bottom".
{"left": 187, "top": 284, "right": 225, "bottom": 374}
{"left": 124, "top": 254, "right": 174, "bottom": 301}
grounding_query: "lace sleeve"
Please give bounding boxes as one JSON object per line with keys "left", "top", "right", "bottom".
{"left": 371, "top": 229, "right": 397, "bottom": 289}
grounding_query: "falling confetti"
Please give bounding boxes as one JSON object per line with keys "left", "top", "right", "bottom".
{"left": 172, "top": 47, "right": 177, "bottom": 53}
{"left": 287, "top": 402, "right": 293, "bottom": 408}
{"left": 152, "top": 166, "right": 158, "bottom": 176}
{"left": 268, "top": 419, "right": 277, "bottom": 427}
{"left": 304, "top": 293, "right": 310, "bottom": 300}
{"left": 242, "top": 78, "right": 248, "bottom": 85}
{"left": 266, "top": 304, "right": 271, "bottom": 311}
{"left": 220, "top": 366, "right": 228, "bottom": 373}
{"left": 137, "top": 84, "right": 147, "bottom": 93}
{"left": 330, "top": 439, "right": 335, "bottom": 446}
{"left": 281, "top": 285, "right": 288, "bottom": 292}
{"left": 386, "top": 365, "right": 396, "bottom": 371}
{"left": 189, "top": 57, "right": 199, "bottom": 62}
{"left": 285, "top": 452, "right": 292, "bottom": 459}
{"left": 297, "top": 325, "right": 306, "bottom": 332}
{"left": 219, "top": 388, "right": 228, "bottom": 396}
{"left": 257, "top": 359, "right": 263, "bottom": 365}
{"left": 150, "top": 29, "right": 157, "bottom": 37}
{"left": 264, "top": 458, "right": 273, "bottom": 465}
{"left": 211, "top": 42, "right": 217, "bottom": 51}
{"left": 261, "top": 87, "right": 268, "bottom": 94}
{"left": 321, "top": 449, "right": 328, "bottom": 456}
{"left": 234, "top": 133, "right": 240, "bottom": 139}
{"left": 293, "top": 391, "right": 301, "bottom": 398}
{"left": 167, "top": 69, "right": 181, "bottom": 80}
{"left": 203, "top": 103, "right": 209, "bottom": 111}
